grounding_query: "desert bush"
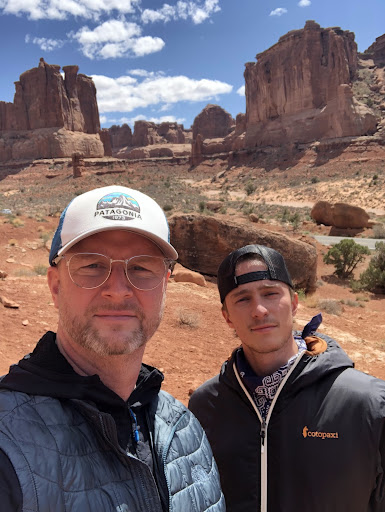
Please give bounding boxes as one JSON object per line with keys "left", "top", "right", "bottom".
{"left": 373, "top": 224, "right": 385, "bottom": 239}
{"left": 163, "top": 204, "right": 173, "bottom": 212}
{"left": 34, "top": 264, "right": 48, "bottom": 276}
{"left": 359, "top": 242, "right": 385, "bottom": 293}
{"left": 175, "top": 309, "right": 200, "bottom": 329}
{"left": 242, "top": 202, "right": 255, "bottom": 216}
{"left": 245, "top": 181, "right": 257, "bottom": 196}
{"left": 318, "top": 299, "right": 343, "bottom": 316}
{"left": 289, "top": 212, "right": 301, "bottom": 231}
{"left": 323, "top": 239, "right": 370, "bottom": 278}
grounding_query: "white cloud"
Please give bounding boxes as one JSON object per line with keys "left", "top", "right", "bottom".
{"left": 236, "top": 85, "right": 245, "bottom": 96}
{"left": 1, "top": 0, "right": 140, "bottom": 20}
{"left": 127, "top": 69, "right": 165, "bottom": 78}
{"left": 93, "top": 73, "right": 233, "bottom": 113}
{"left": 70, "top": 19, "right": 165, "bottom": 59}
{"left": 298, "top": 0, "right": 311, "bottom": 5}
{"left": 100, "top": 115, "right": 108, "bottom": 124}
{"left": 25, "top": 34, "right": 65, "bottom": 51}
{"left": 142, "top": 0, "right": 220, "bottom": 25}
{"left": 269, "top": 7, "right": 288, "bottom": 16}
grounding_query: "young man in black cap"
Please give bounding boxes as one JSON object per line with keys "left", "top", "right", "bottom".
{"left": 189, "top": 244, "right": 385, "bottom": 512}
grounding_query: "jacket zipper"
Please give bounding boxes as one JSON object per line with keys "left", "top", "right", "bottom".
{"left": 233, "top": 351, "right": 306, "bottom": 512}
{"left": 161, "top": 410, "right": 187, "bottom": 512}
{"left": 98, "top": 411, "right": 164, "bottom": 511}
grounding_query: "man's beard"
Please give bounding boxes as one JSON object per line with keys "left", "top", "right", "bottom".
{"left": 59, "top": 297, "right": 165, "bottom": 357}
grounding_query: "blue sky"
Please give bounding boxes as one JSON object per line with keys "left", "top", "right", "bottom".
{"left": 0, "top": 0, "right": 384, "bottom": 131}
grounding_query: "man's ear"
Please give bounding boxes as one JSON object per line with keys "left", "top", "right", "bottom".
{"left": 47, "top": 266, "right": 60, "bottom": 309}
{"left": 291, "top": 292, "right": 299, "bottom": 317}
{"left": 222, "top": 305, "right": 234, "bottom": 329}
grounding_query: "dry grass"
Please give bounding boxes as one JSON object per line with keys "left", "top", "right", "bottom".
{"left": 174, "top": 308, "right": 201, "bottom": 329}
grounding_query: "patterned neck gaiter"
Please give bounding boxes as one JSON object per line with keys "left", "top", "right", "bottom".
{"left": 236, "top": 336, "right": 307, "bottom": 420}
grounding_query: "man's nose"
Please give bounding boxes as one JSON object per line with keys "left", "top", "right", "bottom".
{"left": 251, "top": 300, "right": 269, "bottom": 318}
{"left": 100, "top": 262, "right": 134, "bottom": 299}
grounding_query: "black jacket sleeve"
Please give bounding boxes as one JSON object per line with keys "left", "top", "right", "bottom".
{"left": 0, "top": 449, "right": 22, "bottom": 511}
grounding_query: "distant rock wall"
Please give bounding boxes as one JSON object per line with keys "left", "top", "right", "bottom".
{"left": 244, "top": 21, "right": 377, "bottom": 147}
{"left": 365, "top": 34, "right": 385, "bottom": 66}
{"left": 0, "top": 128, "right": 104, "bottom": 163}
{"left": 0, "top": 59, "right": 100, "bottom": 134}
{"left": 109, "top": 124, "right": 133, "bottom": 148}
{"left": 0, "top": 59, "right": 103, "bottom": 162}
{"left": 131, "top": 120, "right": 186, "bottom": 147}
{"left": 192, "top": 104, "right": 235, "bottom": 140}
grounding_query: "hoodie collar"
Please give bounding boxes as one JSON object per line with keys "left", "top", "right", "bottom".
{"left": 0, "top": 331, "right": 163, "bottom": 410}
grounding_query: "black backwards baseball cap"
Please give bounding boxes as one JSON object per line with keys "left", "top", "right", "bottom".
{"left": 217, "top": 244, "right": 293, "bottom": 303}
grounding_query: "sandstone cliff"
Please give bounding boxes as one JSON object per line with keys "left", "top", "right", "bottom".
{"left": 192, "top": 104, "right": 235, "bottom": 140}
{"left": 0, "top": 59, "right": 103, "bottom": 162}
{"left": 0, "top": 58, "right": 100, "bottom": 134}
{"left": 243, "top": 21, "right": 377, "bottom": 148}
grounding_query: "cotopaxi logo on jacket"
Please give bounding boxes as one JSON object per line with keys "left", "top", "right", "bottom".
{"left": 302, "top": 426, "right": 339, "bottom": 439}
{"left": 95, "top": 192, "right": 142, "bottom": 221}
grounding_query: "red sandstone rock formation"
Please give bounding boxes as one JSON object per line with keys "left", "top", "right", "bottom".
{"left": 131, "top": 120, "right": 185, "bottom": 147}
{"left": 0, "top": 128, "right": 104, "bottom": 163}
{"left": 0, "top": 59, "right": 103, "bottom": 162}
{"left": 0, "top": 59, "right": 100, "bottom": 134}
{"left": 109, "top": 124, "right": 133, "bottom": 148}
{"left": 191, "top": 134, "right": 203, "bottom": 166}
{"left": 244, "top": 21, "right": 377, "bottom": 147}
{"left": 365, "top": 34, "right": 385, "bottom": 67}
{"left": 311, "top": 201, "right": 372, "bottom": 229}
{"left": 192, "top": 104, "right": 235, "bottom": 140}
{"left": 99, "top": 129, "right": 112, "bottom": 157}
{"left": 169, "top": 213, "right": 317, "bottom": 293}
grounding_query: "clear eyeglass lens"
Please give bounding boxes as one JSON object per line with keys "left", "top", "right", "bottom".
{"left": 67, "top": 253, "right": 167, "bottom": 290}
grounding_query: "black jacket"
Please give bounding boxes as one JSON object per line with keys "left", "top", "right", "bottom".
{"left": 189, "top": 333, "right": 385, "bottom": 512}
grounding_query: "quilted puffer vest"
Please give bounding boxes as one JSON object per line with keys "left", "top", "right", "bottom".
{"left": 0, "top": 389, "right": 225, "bottom": 512}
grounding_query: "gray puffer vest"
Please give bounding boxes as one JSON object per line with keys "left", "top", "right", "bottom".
{"left": 0, "top": 388, "right": 225, "bottom": 511}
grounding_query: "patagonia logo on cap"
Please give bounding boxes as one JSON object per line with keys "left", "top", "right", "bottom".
{"left": 94, "top": 192, "right": 142, "bottom": 221}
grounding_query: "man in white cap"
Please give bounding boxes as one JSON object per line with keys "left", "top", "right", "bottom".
{"left": 0, "top": 186, "right": 225, "bottom": 512}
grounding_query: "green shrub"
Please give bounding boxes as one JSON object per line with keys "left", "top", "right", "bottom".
{"left": 163, "top": 204, "right": 173, "bottom": 212}
{"left": 245, "top": 181, "right": 257, "bottom": 196}
{"left": 289, "top": 212, "right": 301, "bottom": 231}
{"left": 373, "top": 224, "right": 385, "bottom": 239}
{"left": 359, "top": 242, "right": 385, "bottom": 293}
{"left": 323, "top": 239, "right": 370, "bottom": 279}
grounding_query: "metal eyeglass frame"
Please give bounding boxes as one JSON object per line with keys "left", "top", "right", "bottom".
{"left": 52, "top": 252, "right": 175, "bottom": 291}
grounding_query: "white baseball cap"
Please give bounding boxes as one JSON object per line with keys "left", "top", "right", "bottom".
{"left": 49, "top": 185, "right": 178, "bottom": 264}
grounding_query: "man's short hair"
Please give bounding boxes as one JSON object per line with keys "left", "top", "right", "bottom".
{"left": 217, "top": 244, "right": 293, "bottom": 303}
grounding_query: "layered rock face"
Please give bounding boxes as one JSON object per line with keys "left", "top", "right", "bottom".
{"left": 109, "top": 124, "right": 133, "bottom": 148}
{"left": 366, "top": 34, "right": 385, "bottom": 66}
{"left": 0, "top": 59, "right": 100, "bottom": 133}
{"left": 192, "top": 104, "right": 235, "bottom": 140}
{"left": 244, "top": 21, "right": 377, "bottom": 147}
{"left": 169, "top": 213, "right": 317, "bottom": 293}
{"left": 131, "top": 121, "right": 185, "bottom": 147}
{"left": 0, "top": 59, "right": 103, "bottom": 162}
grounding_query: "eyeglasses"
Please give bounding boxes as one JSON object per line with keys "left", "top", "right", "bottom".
{"left": 53, "top": 253, "right": 174, "bottom": 290}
